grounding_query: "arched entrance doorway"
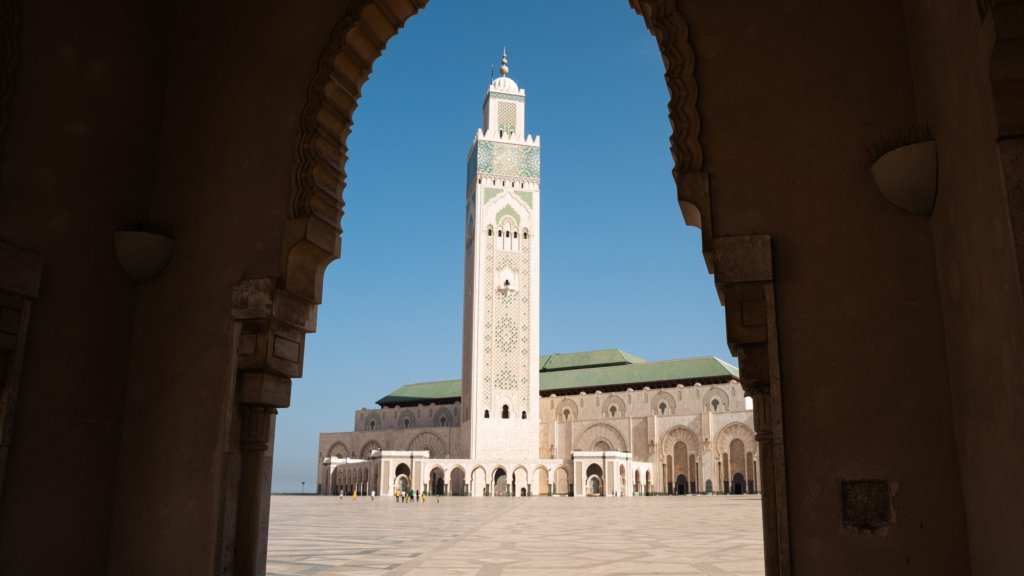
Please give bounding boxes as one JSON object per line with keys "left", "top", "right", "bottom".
{"left": 471, "top": 467, "right": 486, "bottom": 497}
{"left": 733, "top": 473, "right": 746, "bottom": 495}
{"left": 493, "top": 468, "right": 508, "bottom": 497}
{"left": 395, "top": 463, "right": 411, "bottom": 494}
{"left": 535, "top": 467, "right": 550, "bottom": 496}
{"left": 429, "top": 466, "right": 444, "bottom": 495}
{"left": 450, "top": 467, "right": 466, "bottom": 496}
{"left": 585, "top": 463, "right": 603, "bottom": 497}
{"left": 676, "top": 474, "right": 689, "bottom": 495}
{"left": 556, "top": 467, "right": 570, "bottom": 496}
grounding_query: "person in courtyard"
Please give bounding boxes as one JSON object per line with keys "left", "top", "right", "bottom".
{"left": 370, "top": 490, "right": 375, "bottom": 501}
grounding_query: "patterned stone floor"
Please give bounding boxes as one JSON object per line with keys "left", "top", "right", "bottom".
{"left": 267, "top": 494, "right": 764, "bottom": 576}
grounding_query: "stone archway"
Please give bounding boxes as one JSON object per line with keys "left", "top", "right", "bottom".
{"left": 574, "top": 423, "right": 628, "bottom": 452}
{"left": 258, "top": 2, "right": 791, "bottom": 575}
{"left": 450, "top": 466, "right": 466, "bottom": 496}
{"left": 585, "top": 463, "right": 604, "bottom": 497}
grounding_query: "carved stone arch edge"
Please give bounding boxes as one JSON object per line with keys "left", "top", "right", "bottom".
{"left": 632, "top": 2, "right": 790, "bottom": 574}
{"left": 287, "top": 0, "right": 427, "bottom": 306}
{"left": 222, "top": 4, "right": 428, "bottom": 572}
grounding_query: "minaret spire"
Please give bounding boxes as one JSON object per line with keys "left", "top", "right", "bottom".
{"left": 500, "top": 48, "right": 509, "bottom": 77}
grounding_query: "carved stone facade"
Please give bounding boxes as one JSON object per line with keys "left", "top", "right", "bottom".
{"left": 320, "top": 370, "right": 756, "bottom": 498}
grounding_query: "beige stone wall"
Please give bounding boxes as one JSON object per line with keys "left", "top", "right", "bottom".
{"left": 325, "top": 381, "right": 756, "bottom": 495}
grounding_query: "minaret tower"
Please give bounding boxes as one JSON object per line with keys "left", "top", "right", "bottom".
{"left": 460, "top": 51, "right": 541, "bottom": 460}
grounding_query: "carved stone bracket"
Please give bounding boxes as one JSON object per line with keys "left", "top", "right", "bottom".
{"left": 227, "top": 277, "right": 316, "bottom": 575}
{"left": 232, "top": 277, "right": 317, "bottom": 382}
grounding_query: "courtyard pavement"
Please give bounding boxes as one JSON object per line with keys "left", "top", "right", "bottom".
{"left": 266, "top": 494, "right": 765, "bottom": 576}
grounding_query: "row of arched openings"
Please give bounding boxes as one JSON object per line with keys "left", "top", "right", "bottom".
{"left": 484, "top": 405, "right": 526, "bottom": 419}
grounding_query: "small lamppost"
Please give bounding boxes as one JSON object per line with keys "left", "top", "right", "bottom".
{"left": 301, "top": 481, "right": 305, "bottom": 495}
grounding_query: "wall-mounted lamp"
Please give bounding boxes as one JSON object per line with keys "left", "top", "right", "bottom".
{"left": 870, "top": 140, "right": 937, "bottom": 216}
{"left": 114, "top": 229, "right": 175, "bottom": 283}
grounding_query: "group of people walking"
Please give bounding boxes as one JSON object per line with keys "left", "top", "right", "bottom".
{"left": 394, "top": 488, "right": 430, "bottom": 502}
{"left": 338, "top": 487, "right": 439, "bottom": 503}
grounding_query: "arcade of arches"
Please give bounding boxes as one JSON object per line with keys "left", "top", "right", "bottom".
{"left": 1, "top": 1, "right": 1022, "bottom": 576}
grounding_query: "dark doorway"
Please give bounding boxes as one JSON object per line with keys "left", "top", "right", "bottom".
{"left": 733, "top": 473, "right": 746, "bottom": 495}
{"left": 493, "top": 468, "right": 508, "bottom": 497}
{"left": 676, "top": 474, "right": 689, "bottom": 495}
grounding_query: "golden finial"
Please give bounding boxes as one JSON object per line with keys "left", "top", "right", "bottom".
{"left": 500, "top": 48, "right": 509, "bottom": 76}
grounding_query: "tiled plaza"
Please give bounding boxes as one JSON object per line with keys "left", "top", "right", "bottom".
{"left": 267, "top": 494, "right": 765, "bottom": 576}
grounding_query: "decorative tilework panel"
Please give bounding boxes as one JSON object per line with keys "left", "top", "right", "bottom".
{"left": 490, "top": 92, "right": 524, "bottom": 103}
{"left": 476, "top": 141, "right": 540, "bottom": 179}
{"left": 481, "top": 234, "right": 531, "bottom": 410}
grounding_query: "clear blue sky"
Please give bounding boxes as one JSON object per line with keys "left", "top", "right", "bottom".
{"left": 271, "top": 0, "right": 736, "bottom": 493}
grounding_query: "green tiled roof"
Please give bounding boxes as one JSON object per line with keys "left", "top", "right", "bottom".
{"left": 375, "top": 351, "right": 738, "bottom": 407}
{"left": 539, "top": 349, "right": 646, "bottom": 372}
{"left": 376, "top": 379, "right": 461, "bottom": 406}
{"left": 540, "top": 356, "right": 737, "bottom": 393}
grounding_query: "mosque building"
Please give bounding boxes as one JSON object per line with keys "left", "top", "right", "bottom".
{"left": 317, "top": 53, "right": 757, "bottom": 498}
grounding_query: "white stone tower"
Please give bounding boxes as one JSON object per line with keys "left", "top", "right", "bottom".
{"left": 460, "top": 51, "right": 541, "bottom": 460}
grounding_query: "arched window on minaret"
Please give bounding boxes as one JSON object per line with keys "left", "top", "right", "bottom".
{"left": 497, "top": 217, "right": 519, "bottom": 251}
{"left": 484, "top": 410, "right": 490, "bottom": 419}
{"left": 501, "top": 405, "right": 510, "bottom": 419}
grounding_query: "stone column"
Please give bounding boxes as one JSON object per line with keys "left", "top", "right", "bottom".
{"left": 225, "top": 279, "right": 315, "bottom": 576}
{"left": 714, "top": 235, "right": 791, "bottom": 576}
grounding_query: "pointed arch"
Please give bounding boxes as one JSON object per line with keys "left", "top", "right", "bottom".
{"left": 406, "top": 430, "right": 446, "bottom": 457}
{"left": 660, "top": 425, "right": 699, "bottom": 456}
{"left": 714, "top": 422, "right": 756, "bottom": 455}
{"left": 555, "top": 397, "right": 578, "bottom": 421}
{"left": 650, "top": 390, "right": 676, "bottom": 415}
{"left": 325, "top": 441, "right": 350, "bottom": 459}
{"left": 602, "top": 394, "right": 626, "bottom": 418}
{"left": 574, "top": 423, "right": 627, "bottom": 452}
{"left": 358, "top": 439, "right": 382, "bottom": 459}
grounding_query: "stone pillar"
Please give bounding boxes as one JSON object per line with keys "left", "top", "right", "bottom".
{"left": 224, "top": 279, "right": 313, "bottom": 576}
{"left": 714, "top": 235, "right": 791, "bottom": 576}
{"left": 234, "top": 399, "right": 278, "bottom": 576}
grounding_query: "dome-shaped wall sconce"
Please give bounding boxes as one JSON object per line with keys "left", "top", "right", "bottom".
{"left": 870, "top": 140, "right": 937, "bottom": 216}
{"left": 115, "top": 228, "right": 175, "bottom": 283}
